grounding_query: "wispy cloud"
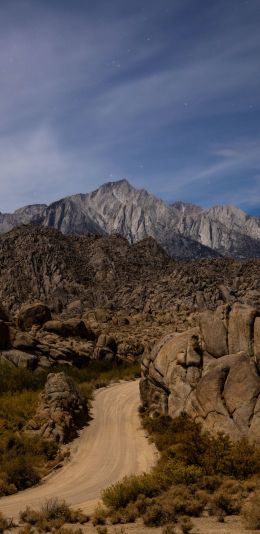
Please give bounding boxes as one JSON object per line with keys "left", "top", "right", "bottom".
{"left": 0, "top": 0, "right": 259, "bottom": 213}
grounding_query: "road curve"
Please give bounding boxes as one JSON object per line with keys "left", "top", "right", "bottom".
{"left": 0, "top": 380, "right": 156, "bottom": 520}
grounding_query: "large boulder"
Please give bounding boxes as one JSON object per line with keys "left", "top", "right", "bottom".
{"left": 0, "top": 349, "right": 38, "bottom": 369}
{"left": 228, "top": 302, "right": 256, "bottom": 356}
{"left": 62, "top": 319, "right": 95, "bottom": 340}
{"left": 42, "top": 320, "right": 67, "bottom": 336}
{"left": 93, "top": 334, "right": 117, "bottom": 361}
{"left": 9, "top": 327, "right": 37, "bottom": 350}
{"left": 18, "top": 302, "right": 52, "bottom": 330}
{"left": 199, "top": 306, "right": 228, "bottom": 357}
{"left": 140, "top": 302, "right": 260, "bottom": 442}
{"left": 26, "top": 372, "right": 88, "bottom": 443}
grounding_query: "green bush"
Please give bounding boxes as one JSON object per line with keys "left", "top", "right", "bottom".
{"left": 0, "top": 432, "right": 59, "bottom": 493}
{"left": 5, "top": 456, "right": 40, "bottom": 490}
{"left": 102, "top": 473, "right": 159, "bottom": 510}
{"left": 142, "top": 413, "right": 260, "bottom": 479}
{"left": 158, "top": 459, "right": 203, "bottom": 486}
{"left": 103, "top": 413, "right": 260, "bottom": 525}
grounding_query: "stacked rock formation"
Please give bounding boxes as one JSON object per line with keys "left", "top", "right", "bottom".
{"left": 140, "top": 302, "right": 260, "bottom": 442}
{"left": 26, "top": 372, "right": 88, "bottom": 443}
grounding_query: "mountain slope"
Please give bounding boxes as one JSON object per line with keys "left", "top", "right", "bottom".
{"left": 0, "top": 180, "right": 259, "bottom": 258}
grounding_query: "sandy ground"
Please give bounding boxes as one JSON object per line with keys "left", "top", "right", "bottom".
{"left": 0, "top": 380, "right": 157, "bottom": 521}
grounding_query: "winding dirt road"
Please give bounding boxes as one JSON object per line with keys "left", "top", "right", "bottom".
{"left": 0, "top": 380, "right": 156, "bottom": 520}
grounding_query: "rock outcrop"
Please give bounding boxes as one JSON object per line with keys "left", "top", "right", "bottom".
{"left": 26, "top": 372, "right": 88, "bottom": 443}
{"left": 0, "top": 349, "right": 38, "bottom": 369}
{"left": 140, "top": 303, "right": 260, "bottom": 443}
{"left": 0, "top": 180, "right": 259, "bottom": 259}
{"left": 18, "top": 302, "right": 52, "bottom": 330}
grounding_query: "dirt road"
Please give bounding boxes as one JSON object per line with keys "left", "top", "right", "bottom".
{"left": 0, "top": 380, "right": 156, "bottom": 520}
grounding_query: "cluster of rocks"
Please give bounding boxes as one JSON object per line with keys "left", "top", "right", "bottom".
{"left": 140, "top": 302, "right": 260, "bottom": 443}
{"left": 0, "top": 302, "right": 120, "bottom": 371}
{"left": 1, "top": 301, "right": 169, "bottom": 370}
{"left": 26, "top": 372, "right": 88, "bottom": 443}
{"left": 0, "top": 225, "right": 259, "bottom": 317}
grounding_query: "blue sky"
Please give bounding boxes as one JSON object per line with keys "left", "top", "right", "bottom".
{"left": 0, "top": 0, "right": 259, "bottom": 214}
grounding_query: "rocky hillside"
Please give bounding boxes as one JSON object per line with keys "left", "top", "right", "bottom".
{"left": 0, "top": 225, "right": 259, "bottom": 317}
{"left": 0, "top": 180, "right": 259, "bottom": 259}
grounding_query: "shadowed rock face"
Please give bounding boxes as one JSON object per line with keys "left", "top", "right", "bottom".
{"left": 26, "top": 372, "right": 88, "bottom": 443}
{"left": 140, "top": 303, "right": 260, "bottom": 443}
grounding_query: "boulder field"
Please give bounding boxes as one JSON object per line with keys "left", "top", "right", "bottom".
{"left": 140, "top": 302, "right": 260, "bottom": 442}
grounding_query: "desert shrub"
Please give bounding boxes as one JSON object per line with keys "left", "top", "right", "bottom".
{"left": 142, "top": 413, "right": 260, "bottom": 480}
{"left": 143, "top": 502, "right": 176, "bottom": 526}
{"left": 110, "top": 510, "right": 123, "bottom": 525}
{"left": 158, "top": 459, "right": 203, "bottom": 487}
{"left": 122, "top": 502, "right": 138, "bottom": 523}
{"left": 102, "top": 413, "right": 260, "bottom": 525}
{"left": 242, "top": 487, "right": 260, "bottom": 529}
{"left": 199, "top": 475, "right": 222, "bottom": 492}
{"left": 135, "top": 494, "right": 151, "bottom": 514}
{"left": 110, "top": 503, "right": 138, "bottom": 524}
{"left": 0, "top": 477, "right": 16, "bottom": 497}
{"left": 0, "top": 512, "right": 13, "bottom": 533}
{"left": 178, "top": 515, "right": 194, "bottom": 533}
{"left": 20, "top": 507, "right": 41, "bottom": 525}
{"left": 5, "top": 456, "right": 40, "bottom": 490}
{"left": 102, "top": 473, "right": 159, "bottom": 510}
{"left": 70, "top": 510, "right": 89, "bottom": 524}
{"left": 227, "top": 439, "right": 260, "bottom": 479}
{"left": 0, "top": 390, "right": 39, "bottom": 433}
{"left": 0, "top": 431, "right": 59, "bottom": 494}
{"left": 92, "top": 505, "right": 108, "bottom": 526}
{"left": 162, "top": 525, "right": 177, "bottom": 534}
{"left": 20, "top": 499, "right": 88, "bottom": 531}
{"left": 96, "top": 527, "right": 108, "bottom": 534}
{"left": 40, "top": 497, "right": 71, "bottom": 521}
{"left": 159, "top": 485, "right": 205, "bottom": 518}
{"left": 211, "top": 479, "right": 247, "bottom": 515}
{"left": 202, "top": 478, "right": 254, "bottom": 518}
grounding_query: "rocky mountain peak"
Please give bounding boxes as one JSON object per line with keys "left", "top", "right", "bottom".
{"left": 0, "top": 180, "right": 259, "bottom": 259}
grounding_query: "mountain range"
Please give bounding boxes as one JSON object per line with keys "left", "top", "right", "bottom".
{"left": 0, "top": 179, "right": 259, "bottom": 259}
